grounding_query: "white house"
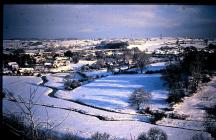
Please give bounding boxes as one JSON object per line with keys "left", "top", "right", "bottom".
{"left": 44, "top": 62, "right": 52, "bottom": 67}
{"left": 19, "top": 68, "right": 34, "bottom": 73}
{"left": 8, "top": 62, "right": 19, "bottom": 70}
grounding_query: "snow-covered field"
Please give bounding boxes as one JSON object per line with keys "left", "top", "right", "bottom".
{"left": 3, "top": 76, "right": 52, "bottom": 104}
{"left": 45, "top": 73, "right": 69, "bottom": 90}
{"left": 70, "top": 60, "right": 96, "bottom": 71}
{"left": 55, "top": 74, "right": 169, "bottom": 113}
{"left": 84, "top": 69, "right": 112, "bottom": 78}
{"left": 4, "top": 99, "right": 209, "bottom": 140}
{"left": 40, "top": 62, "right": 169, "bottom": 113}
{"left": 127, "top": 62, "right": 167, "bottom": 73}
{"left": 3, "top": 75, "right": 214, "bottom": 140}
{"left": 145, "top": 62, "right": 167, "bottom": 71}
{"left": 128, "top": 37, "right": 207, "bottom": 53}
{"left": 128, "top": 37, "right": 177, "bottom": 53}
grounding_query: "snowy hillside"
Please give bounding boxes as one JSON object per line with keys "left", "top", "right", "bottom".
{"left": 3, "top": 76, "right": 212, "bottom": 140}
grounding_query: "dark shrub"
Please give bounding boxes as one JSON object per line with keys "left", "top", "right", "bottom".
{"left": 3, "top": 114, "right": 25, "bottom": 132}
{"left": 91, "top": 132, "right": 110, "bottom": 140}
{"left": 36, "top": 73, "right": 42, "bottom": 77}
{"left": 137, "top": 132, "right": 148, "bottom": 140}
{"left": 205, "top": 105, "right": 216, "bottom": 139}
{"left": 166, "top": 82, "right": 185, "bottom": 103}
{"left": 167, "top": 112, "right": 188, "bottom": 120}
{"left": 62, "top": 133, "right": 83, "bottom": 140}
{"left": 201, "top": 74, "right": 211, "bottom": 83}
{"left": 64, "top": 79, "right": 81, "bottom": 90}
{"left": 148, "top": 110, "right": 166, "bottom": 124}
{"left": 191, "top": 133, "right": 213, "bottom": 140}
{"left": 147, "top": 127, "right": 167, "bottom": 140}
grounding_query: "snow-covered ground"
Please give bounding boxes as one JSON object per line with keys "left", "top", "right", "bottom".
{"left": 3, "top": 76, "right": 52, "bottom": 103}
{"left": 84, "top": 69, "right": 112, "bottom": 78}
{"left": 70, "top": 60, "right": 96, "bottom": 71}
{"left": 40, "top": 62, "right": 169, "bottom": 113}
{"left": 171, "top": 76, "right": 216, "bottom": 120}
{"left": 3, "top": 76, "right": 151, "bottom": 122}
{"left": 44, "top": 69, "right": 112, "bottom": 90}
{"left": 3, "top": 76, "right": 214, "bottom": 140}
{"left": 128, "top": 37, "right": 178, "bottom": 53}
{"left": 4, "top": 99, "right": 210, "bottom": 140}
{"left": 44, "top": 62, "right": 167, "bottom": 91}
{"left": 127, "top": 62, "right": 167, "bottom": 73}
{"left": 145, "top": 62, "right": 168, "bottom": 71}
{"left": 45, "top": 73, "right": 69, "bottom": 90}
{"left": 157, "top": 76, "right": 216, "bottom": 130}
{"left": 55, "top": 74, "right": 169, "bottom": 113}
{"left": 128, "top": 37, "right": 207, "bottom": 54}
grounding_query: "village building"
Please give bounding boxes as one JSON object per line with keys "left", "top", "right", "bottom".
{"left": 18, "top": 68, "right": 34, "bottom": 75}
{"left": 53, "top": 57, "right": 70, "bottom": 68}
{"left": 8, "top": 62, "right": 19, "bottom": 70}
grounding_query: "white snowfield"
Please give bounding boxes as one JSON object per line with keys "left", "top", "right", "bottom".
{"left": 84, "top": 69, "right": 112, "bottom": 78}
{"left": 45, "top": 73, "right": 69, "bottom": 90}
{"left": 128, "top": 37, "right": 207, "bottom": 53}
{"left": 145, "top": 62, "right": 168, "bottom": 71}
{"left": 3, "top": 76, "right": 213, "bottom": 140}
{"left": 128, "top": 37, "right": 177, "bottom": 53}
{"left": 55, "top": 74, "right": 169, "bottom": 113}
{"left": 4, "top": 100, "right": 210, "bottom": 140}
{"left": 70, "top": 60, "right": 96, "bottom": 71}
{"left": 39, "top": 62, "right": 169, "bottom": 114}
{"left": 3, "top": 76, "right": 150, "bottom": 122}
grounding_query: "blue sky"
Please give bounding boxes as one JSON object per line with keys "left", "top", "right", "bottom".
{"left": 3, "top": 5, "right": 216, "bottom": 39}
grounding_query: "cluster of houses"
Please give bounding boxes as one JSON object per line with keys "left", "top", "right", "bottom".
{"left": 153, "top": 46, "right": 184, "bottom": 55}
{"left": 4, "top": 46, "right": 122, "bottom": 74}
{"left": 3, "top": 50, "right": 72, "bottom": 75}
{"left": 4, "top": 62, "right": 34, "bottom": 76}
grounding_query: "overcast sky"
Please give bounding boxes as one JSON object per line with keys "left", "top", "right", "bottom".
{"left": 3, "top": 5, "right": 216, "bottom": 39}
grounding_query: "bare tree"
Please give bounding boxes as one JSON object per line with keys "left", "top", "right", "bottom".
{"left": 129, "top": 88, "right": 151, "bottom": 110}
{"left": 122, "top": 48, "right": 132, "bottom": 69}
{"left": 3, "top": 85, "right": 70, "bottom": 140}
{"left": 106, "top": 64, "right": 114, "bottom": 74}
{"left": 134, "top": 51, "right": 149, "bottom": 73}
{"left": 137, "top": 127, "right": 167, "bottom": 140}
{"left": 95, "top": 51, "right": 106, "bottom": 59}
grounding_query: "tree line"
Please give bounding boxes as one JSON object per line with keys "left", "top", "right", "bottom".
{"left": 162, "top": 44, "right": 216, "bottom": 104}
